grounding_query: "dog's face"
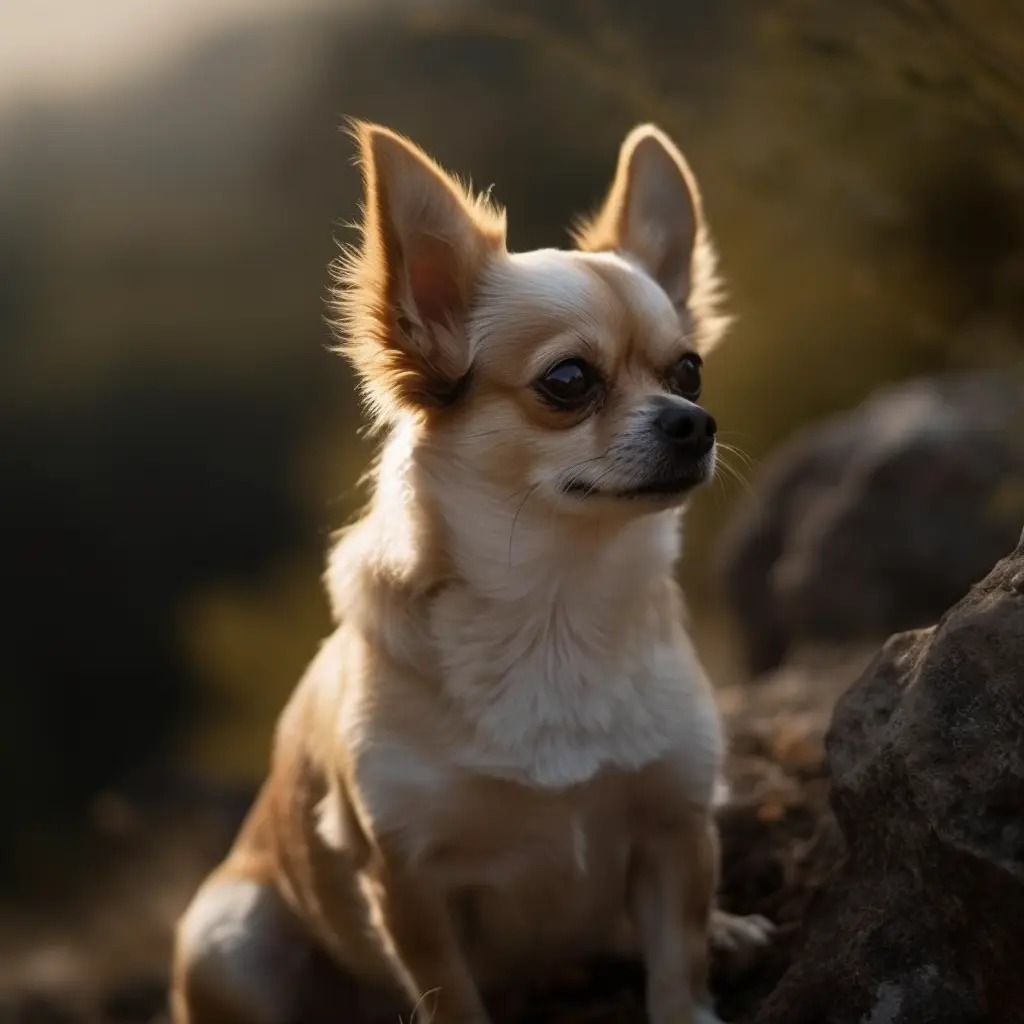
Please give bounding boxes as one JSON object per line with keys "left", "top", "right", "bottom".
{"left": 336, "top": 122, "right": 728, "bottom": 517}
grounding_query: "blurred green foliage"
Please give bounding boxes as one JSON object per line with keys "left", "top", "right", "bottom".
{"left": 1, "top": 0, "right": 1022, "bottom": 855}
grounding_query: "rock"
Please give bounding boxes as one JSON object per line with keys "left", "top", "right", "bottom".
{"left": 753, "top": 530, "right": 1024, "bottom": 1024}
{"left": 718, "top": 371, "right": 1024, "bottom": 675}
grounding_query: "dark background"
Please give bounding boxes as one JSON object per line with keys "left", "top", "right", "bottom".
{"left": 2, "top": 0, "right": 1023, "bottom": 895}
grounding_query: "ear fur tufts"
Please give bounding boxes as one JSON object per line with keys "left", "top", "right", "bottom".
{"left": 330, "top": 121, "right": 506, "bottom": 427}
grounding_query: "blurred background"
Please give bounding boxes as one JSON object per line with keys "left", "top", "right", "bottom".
{"left": 2, "top": 0, "right": 1024, "bottom": 1018}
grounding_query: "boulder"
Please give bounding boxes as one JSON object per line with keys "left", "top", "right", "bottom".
{"left": 718, "top": 371, "right": 1024, "bottom": 675}
{"left": 753, "top": 529, "right": 1024, "bottom": 1024}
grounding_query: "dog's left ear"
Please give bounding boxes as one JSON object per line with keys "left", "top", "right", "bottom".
{"left": 334, "top": 122, "right": 506, "bottom": 422}
{"left": 574, "top": 125, "right": 712, "bottom": 316}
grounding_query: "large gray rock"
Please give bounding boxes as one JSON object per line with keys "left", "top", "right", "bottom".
{"left": 753, "top": 529, "right": 1024, "bottom": 1024}
{"left": 719, "top": 371, "right": 1024, "bottom": 675}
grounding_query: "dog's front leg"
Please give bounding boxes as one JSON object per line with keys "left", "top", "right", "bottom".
{"left": 629, "top": 815, "right": 721, "bottom": 1024}
{"left": 364, "top": 862, "right": 490, "bottom": 1024}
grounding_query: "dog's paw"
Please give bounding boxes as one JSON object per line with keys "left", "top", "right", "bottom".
{"left": 710, "top": 909, "right": 774, "bottom": 970}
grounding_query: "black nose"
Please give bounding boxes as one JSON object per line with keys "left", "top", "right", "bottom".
{"left": 655, "top": 403, "right": 717, "bottom": 453}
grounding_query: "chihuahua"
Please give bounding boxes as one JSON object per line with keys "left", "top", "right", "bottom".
{"left": 171, "top": 122, "right": 771, "bottom": 1024}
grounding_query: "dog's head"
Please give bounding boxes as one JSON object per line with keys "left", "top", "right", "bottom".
{"left": 334, "top": 122, "right": 728, "bottom": 517}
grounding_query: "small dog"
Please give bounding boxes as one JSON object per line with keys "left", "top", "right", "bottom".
{"left": 172, "top": 121, "right": 771, "bottom": 1024}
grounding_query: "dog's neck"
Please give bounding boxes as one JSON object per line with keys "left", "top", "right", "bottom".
{"left": 329, "top": 419, "right": 684, "bottom": 658}
{"left": 327, "top": 420, "right": 707, "bottom": 788}
{"left": 394, "top": 420, "right": 676, "bottom": 589}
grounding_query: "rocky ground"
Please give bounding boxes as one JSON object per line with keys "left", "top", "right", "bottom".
{"left": 0, "top": 663, "right": 846, "bottom": 1024}
{"left": 2, "top": 371, "right": 1021, "bottom": 1023}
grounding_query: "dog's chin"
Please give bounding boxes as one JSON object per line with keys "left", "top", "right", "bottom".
{"left": 561, "top": 462, "right": 713, "bottom": 505}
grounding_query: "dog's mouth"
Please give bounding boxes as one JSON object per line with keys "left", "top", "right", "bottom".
{"left": 561, "top": 466, "right": 711, "bottom": 501}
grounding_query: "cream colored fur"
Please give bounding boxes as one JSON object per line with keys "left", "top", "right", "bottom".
{"left": 171, "top": 121, "right": 771, "bottom": 1024}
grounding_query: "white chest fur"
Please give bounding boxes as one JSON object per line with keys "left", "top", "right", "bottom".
{"left": 335, "top": 491, "right": 724, "bottom": 866}
{"left": 339, "top": 583, "right": 723, "bottom": 872}
{"left": 429, "top": 582, "right": 722, "bottom": 795}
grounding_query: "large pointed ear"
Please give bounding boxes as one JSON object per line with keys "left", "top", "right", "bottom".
{"left": 573, "top": 125, "right": 726, "bottom": 349}
{"left": 332, "top": 122, "right": 506, "bottom": 422}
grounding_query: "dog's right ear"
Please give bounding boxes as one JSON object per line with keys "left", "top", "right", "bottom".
{"left": 333, "top": 122, "right": 506, "bottom": 423}
{"left": 573, "top": 124, "right": 727, "bottom": 352}
{"left": 573, "top": 125, "right": 705, "bottom": 312}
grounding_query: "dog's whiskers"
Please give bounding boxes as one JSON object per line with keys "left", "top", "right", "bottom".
{"left": 715, "top": 448, "right": 760, "bottom": 509}
{"left": 504, "top": 453, "right": 616, "bottom": 566}
{"left": 716, "top": 440, "right": 757, "bottom": 471}
{"left": 402, "top": 987, "right": 442, "bottom": 1024}
{"left": 507, "top": 483, "right": 542, "bottom": 566}
{"left": 462, "top": 428, "right": 506, "bottom": 441}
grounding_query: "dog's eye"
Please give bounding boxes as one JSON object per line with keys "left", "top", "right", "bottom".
{"left": 536, "top": 359, "right": 600, "bottom": 409}
{"left": 667, "top": 353, "right": 702, "bottom": 400}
